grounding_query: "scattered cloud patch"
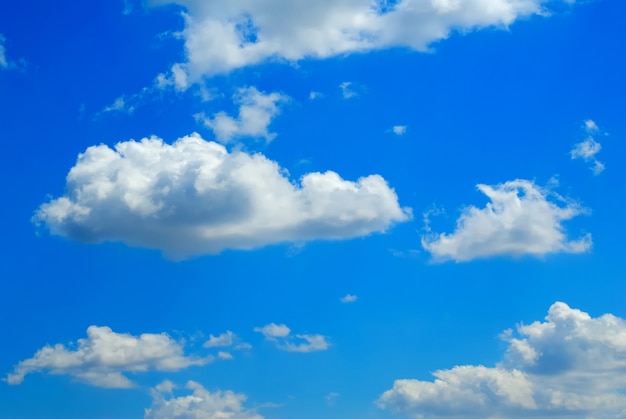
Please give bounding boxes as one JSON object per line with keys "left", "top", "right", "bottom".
{"left": 392, "top": 125, "right": 407, "bottom": 135}
{"left": 145, "top": 380, "right": 263, "bottom": 419}
{"left": 254, "top": 323, "right": 329, "bottom": 353}
{"left": 421, "top": 179, "right": 591, "bottom": 262}
{"left": 197, "top": 87, "right": 288, "bottom": 143}
{"left": 340, "top": 294, "right": 358, "bottom": 303}
{"left": 309, "top": 91, "right": 324, "bottom": 100}
{"left": 326, "top": 392, "right": 340, "bottom": 406}
{"left": 33, "top": 133, "right": 410, "bottom": 259}
{"left": 378, "top": 302, "right": 626, "bottom": 418}
{"left": 0, "top": 35, "right": 8, "bottom": 69}
{"left": 339, "top": 82, "right": 357, "bottom": 99}
{"left": 5, "top": 326, "right": 209, "bottom": 388}
{"left": 204, "top": 330, "right": 251, "bottom": 350}
{"left": 217, "top": 351, "right": 234, "bottom": 360}
{"left": 570, "top": 119, "right": 605, "bottom": 175}
{"left": 150, "top": 0, "right": 565, "bottom": 81}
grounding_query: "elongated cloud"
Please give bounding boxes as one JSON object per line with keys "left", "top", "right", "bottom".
{"left": 254, "top": 323, "right": 329, "bottom": 353}
{"left": 145, "top": 380, "right": 263, "bottom": 419}
{"left": 150, "top": 0, "right": 572, "bottom": 83}
{"left": 33, "top": 134, "right": 410, "bottom": 259}
{"left": 421, "top": 179, "right": 591, "bottom": 262}
{"left": 378, "top": 302, "right": 626, "bottom": 418}
{"left": 5, "top": 326, "right": 209, "bottom": 388}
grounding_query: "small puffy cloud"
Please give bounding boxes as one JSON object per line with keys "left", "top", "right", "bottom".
{"left": 339, "top": 82, "right": 357, "bottom": 99}
{"left": 197, "top": 87, "right": 287, "bottom": 143}
{"left": 309, "top": 91, "right": 323, "bottom": 100}
{"left": 421, "top": 179, "right": 591, "bottom": 262}
{"left": 150, "top": 0, "right": 565, "bottom": 81}
{"left": 5, "top": 326, "right": 209, "bottom": 388}
{"left": 33, "top": 133, "right": 410, "bottom": 259}
{"left": 254, "top": 323, "right": 329, "bottom": 353}
{"left": 145, "top": 380, "right": 263, "bottom": 419}
{"left": 378, "top": 302, "right": 626, "bottom": 418}
{"left": 340, "top": 294, "right": 358, "bottom": 303}
{"left": 571, "top": 119, "right": 605, "bottom": 175}
{"left": 254, "top": 323, "right": 291, "bottom": 339}
{"left": 392, "top": 126, "right": 407, "bottom": 135}
{"left": 204, "top": 331, "right": 251, "bottom": 350}
{"left": 217, "top": 351, "right": 233, "bottom": 360}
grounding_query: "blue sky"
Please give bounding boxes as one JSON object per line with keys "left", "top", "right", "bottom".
{"left": 1, "top": 0, "right": 626, "bottom": 418}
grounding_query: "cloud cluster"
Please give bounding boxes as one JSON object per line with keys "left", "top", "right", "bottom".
{"left": 378, "top": 302, "right": 626, "bottom": 418}
{"left": 421, "top": 179, "right": 591, "bottom": 262}
{"left": 570, "top": 119, "right": 605, "bottom": 175}
{"left": 254, "top": 323, "right": 329, "bottom": 353}
{"left": 6, "top": 326, "right": 209, "bottom": 388}
{"left": 34, "top": 133, "right": 410, "bottom": 259}
{"left": 196, "top": 87, "right": 288, "bottom": 143}
{"left": 145, "top": 380, "right": 263, "bottom": 419}
{"left": 150, "top": 0, "right": 565, "bottom": 82}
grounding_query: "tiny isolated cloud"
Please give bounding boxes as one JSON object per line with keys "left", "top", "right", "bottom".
{"left": 254, "top": 323, "right": 329, "bottom": 353}
{"left": 339, "top": 82, "right": 357, "bottom": 99}
{"left": 378, "top": 302, "right": 626, "bottom": 418}
{"left": 149, "top": 0, "right": 566, "bottom": 82}
{"left": 197, "top": 87, "right": 288, "bottom": 143}
{"left": 421, "top": 179, "right": 591, "bottom": 262}
{"left": 340, "top": 293, "right": 357, "bottom": 303}
{"left": 309, "top": 91, "right": 324, "bottom": 100}
{"left": 392, "top": 125, "right": 407, "bottom": 136}
{"left": 145, "top": 380, "right": 263, "bottom": 419}
{"left": 571, "top": 119, "right": 606, "bottom": 175}
{"left": 33, "top": 133, "right": 410, "bottom": 259}
{"left": 5, "top": 326, "right": 210, "bottom": 388}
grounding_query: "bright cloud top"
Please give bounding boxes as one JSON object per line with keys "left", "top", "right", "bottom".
{"left": 570, "top": 119, "right": 605, "bottom": 175}
{"left": 5, "top": 326, "right": 209, "bottom": 388}
{"left": 34, "top": 133, "right": 410, "bottom": 259}
{"left": 197, "top": 87, "right": 288, "bottom": 143}
{"left": 151, "top": 0, "right": 567, "bottom": 82}
{"left": 378, "top": 302, "right": 626, "bottom": 418}
{"left": 340, "top": 293, "right": 358, "bottom": 303}
{"left": 422, "top": 179, "right": 591, "bottom": 262}
{"left": 392, "top": 125, "right": 407, "bottom": 135}
{"left": 145, "top": 380, "right": 263, "bottom": 419}
{"left": 254, "top": 323, "right": 329, "bottom": 353}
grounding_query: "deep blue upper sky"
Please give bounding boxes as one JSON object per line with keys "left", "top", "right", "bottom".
{"left": 1, "top": 1, "right": 626, "bottom": 418}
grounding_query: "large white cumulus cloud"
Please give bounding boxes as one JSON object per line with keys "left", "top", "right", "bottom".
{"left": 421, "top": 179, "right": 591, "bottom": 262}
{"left": 378, "top": 302, "right": 626, "bottom": 418}
{"left": 149, "top": 0, "right": 570, "bottom": 83}
{"left": 34, "top": 133, "right": 409, "bottom": 258}
{"left": 5, "top": 326, "right": 209, "bottom": 388}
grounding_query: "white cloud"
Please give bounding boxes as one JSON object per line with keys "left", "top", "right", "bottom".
{"left": 392, "top": 125, "right": 407, "bottom": 135}
{"left": 309, "top": 91, "right": 324, "bottom": 100}
{"left": 196, "top": 87, "right": 288, "bottom": 143}
{"left": 326, "top": 392, "right": 340, "bottom": 406}
{"left": 571, "top": 119, "right": 605, "bottom": 175}
{"left": 149, "top": 0, "right": 566, "bottom": 81}
{"left": 254, "top": 323, "right": 329, "bottom": 353}
{"left": 0, "top": 35, "right": 8, "bottom": 69}
{"left": 254, "top": 323, "right": 291, "bottom": 339}
{"left": 204, "top": 331, "right": 251, "bottom": 350}
{"left": 145, "top": 380, "right": 263, "bottom": 419}
{"left": 218, "top": 351, "right": 234, "bottom": 360}
{"left": 5, "top": 326, "right": 210, "bottom": 388}
{"left": 378, "top": 302, "right": 626, "bottom": 418}
{"left": 339, "top": 82, "right": 358, "bottom": 99}
{"left": 340, "top": 293, "right": 358, "bottom": 303}
{"left": 421, "top": 179, "right": 591, "bottom": 262}
{"left": 33, "top": 133, "right": 410, "bottom": 259}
